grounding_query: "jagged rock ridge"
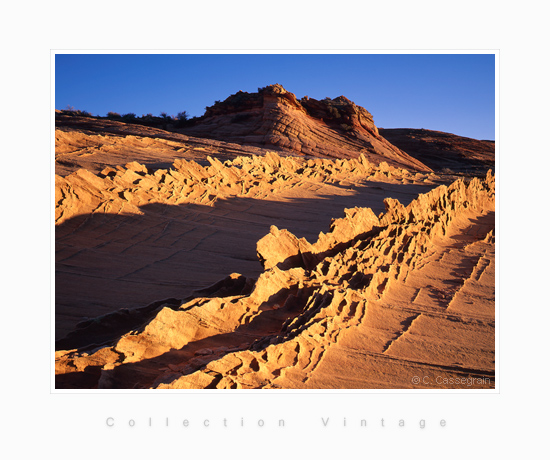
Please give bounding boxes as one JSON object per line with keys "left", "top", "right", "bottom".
{"left": 55, "top": 151, "right": 437, "bottom": 227}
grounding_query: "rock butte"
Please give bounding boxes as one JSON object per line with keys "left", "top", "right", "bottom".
{"left": 179, "top": 84, "right": 431, "bottom": 170}
{"left": 55, "top": 85, "right": 495, "bottom": 389}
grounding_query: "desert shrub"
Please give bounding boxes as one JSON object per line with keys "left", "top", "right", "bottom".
{"left": 64, "top": 106, "right": 92, "bottom": 117}
{"left": 122, "top": 112, "right": 137, "bottom": 121}
{"left": 174, "top": 111, "right": 191, "bottom": 128}
{"left": 160, "top": 112, "right": 175, "bottom": 120}
{"left": 107, "top": 111, "right": 121, "bottom": 119}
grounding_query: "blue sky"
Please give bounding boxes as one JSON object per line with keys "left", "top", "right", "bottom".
{"left": 55, "top": 53, "right": 495, "bottom": 140}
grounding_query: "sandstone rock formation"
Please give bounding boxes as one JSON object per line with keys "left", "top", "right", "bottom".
{"left": 54, "top": 87, "right": 495, "bottom": 390}
{"left": 180, "top": 84, "right": 431, "bottom": 170}
{"left": 55, "top": 151, "right": 436, "bottom": 227}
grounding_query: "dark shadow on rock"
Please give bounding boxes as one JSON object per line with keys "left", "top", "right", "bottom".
{"left": 56, "top": 281, "right": 314, "bottom": 390}
{"left": 55, "top": 297, "right": 181, "bottom": 352}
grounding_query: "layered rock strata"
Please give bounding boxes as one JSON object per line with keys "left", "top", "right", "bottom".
{"left": 379, "top": 128, "right": 495, "bottom": 174}
{"left": 55, "top": 114, "right": 280, "bottom": 177}
{"left": 180, "top": 84, "right": 431, "bottom": 170}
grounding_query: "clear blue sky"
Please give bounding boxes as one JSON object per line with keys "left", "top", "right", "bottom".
{"left": 55, "top": 53, "right": 495, "bottom": 140}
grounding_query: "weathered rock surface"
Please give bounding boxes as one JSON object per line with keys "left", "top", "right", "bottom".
{"left": 55, "top": 151, "right": 436, "bottom": 227}
{"left": 55, "top": 149, "right": 440, "bottom": 344}
{"left": 55, "top": 112, "right": 279, "bottom": 177}
{"left": 55, "top": 162, "right": 495, "bottom": 389}
{"left": 379, "top": 128, "right": 495, "bottom": 174}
